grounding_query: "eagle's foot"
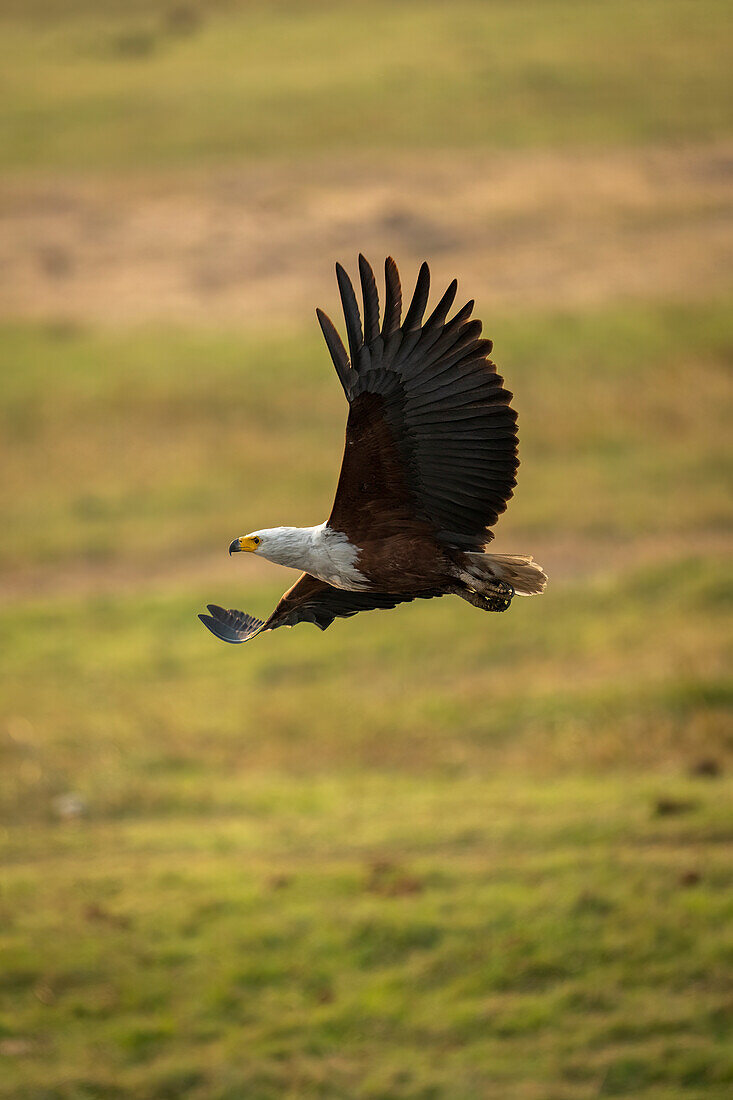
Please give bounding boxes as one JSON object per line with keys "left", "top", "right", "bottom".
{"left": 455, "top": 581, "right": 514, "bottom": 613}
{"left": 483, "top": 579, "right": 514, "bottom": 612}
{"left": 484, "top": 591, "right": 513, "bottom": 613}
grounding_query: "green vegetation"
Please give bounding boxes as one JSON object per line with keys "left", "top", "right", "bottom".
{"left": 2, "top": 771, "right": 732, "bottom": 1099}
{"left": 1, "top": 554, "right": 731, "bottom": 824}
{"left": 1, "top": 545, "right": 732, "bottom": 1098}
{"left": 1, "top": 0, "right": 731, "bottom": 169}
{"left": 1, "top": 302, "right": 732, "bottom": 1098}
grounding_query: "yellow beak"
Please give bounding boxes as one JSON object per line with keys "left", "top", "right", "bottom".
{"left": 229, "top": 536, "right": 258, "bottom": 555}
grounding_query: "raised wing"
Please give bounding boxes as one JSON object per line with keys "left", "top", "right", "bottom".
{"left": 199, "top": 572, "right": 441, "bottom": 644}
{"left": 318, "top": 256, "right": 519, "bottom": 552}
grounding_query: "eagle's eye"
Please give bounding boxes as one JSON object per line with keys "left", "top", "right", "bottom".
{"left": 253, "top": 537, "right": 261, "bottom": 546}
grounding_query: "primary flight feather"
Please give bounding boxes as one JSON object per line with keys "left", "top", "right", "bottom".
{"left": 199, "top": 256, "right": 546, "bottom": 645}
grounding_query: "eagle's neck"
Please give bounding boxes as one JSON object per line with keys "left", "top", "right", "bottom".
{"left": 259, "top": 524, "right": 368, "bottom": 590}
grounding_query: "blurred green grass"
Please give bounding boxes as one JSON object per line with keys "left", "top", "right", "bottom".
{"left": 2, "top": 556, "right": 731, "bottom": 824}
{"left": 1, "top": 303, "right": 732, "bottom": 1098}
{"left": 1, "top": 0, "right": 731, "bottom": 169}
{"left": 2, "top": 772, "right": 733, "bottom": 1099}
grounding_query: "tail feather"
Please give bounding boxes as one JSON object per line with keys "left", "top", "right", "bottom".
{"left": 465, "top": 552, "right": 547, "bottom": 596}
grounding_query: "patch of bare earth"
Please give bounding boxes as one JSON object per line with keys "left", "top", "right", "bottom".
{"left": 1, "top": 143, "right": 731, "bottom": 325}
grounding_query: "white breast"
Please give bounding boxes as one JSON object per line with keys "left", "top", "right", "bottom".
{"left": 306, "top": 524, "right": 369, "bottom": 590}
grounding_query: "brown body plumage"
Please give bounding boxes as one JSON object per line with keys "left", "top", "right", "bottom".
{"left": 199, "top": 256, "right": 546, "bottom": 645}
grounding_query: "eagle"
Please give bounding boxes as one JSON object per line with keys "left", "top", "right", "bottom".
{"left": 199, "top": 256, "right": 546, "bottom": 645}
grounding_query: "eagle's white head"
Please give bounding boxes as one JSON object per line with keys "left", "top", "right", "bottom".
{"left": 228, "top": 524, "right": 367, "bottom": 589}
{"left": 228, "top": 527, "right": 309, "bottom": 568}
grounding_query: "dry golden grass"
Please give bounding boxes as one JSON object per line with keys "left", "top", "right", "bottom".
{"left": 1, "top": 144, "right": 731, "bottom": 325}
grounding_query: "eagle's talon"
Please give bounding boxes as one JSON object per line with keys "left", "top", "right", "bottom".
{"left": 480, "top": 578, "right": 515, "bottom": 611}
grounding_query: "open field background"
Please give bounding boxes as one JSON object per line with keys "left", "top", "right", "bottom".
{"left": 1, "top": 2, "right": 732, "bottom": 1098}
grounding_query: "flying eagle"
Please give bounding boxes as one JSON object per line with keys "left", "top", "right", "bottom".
{"left": 199, "top": 256, "right": 546, "bottom": 645}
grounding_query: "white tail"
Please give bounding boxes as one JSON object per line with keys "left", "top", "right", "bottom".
{"left": 465, "top": 552, "right": 548, "bottom": 596}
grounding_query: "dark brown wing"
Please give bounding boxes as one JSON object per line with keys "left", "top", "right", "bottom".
{"left": 199, "top": 573, "right": 441, "bottom": 644}
{"left": 318, "top": 256, "right": 518, "bottom": 551}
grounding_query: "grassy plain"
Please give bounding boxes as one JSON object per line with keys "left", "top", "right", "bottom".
{"left": 1, "top": 1, "right": 732, "bottom": 1097}
{"left": 2, "top": 303, "right": 732, "bottom": 1098}
{"left": 1, "top": 0, "right": 732, "bottom": 170}
{"left": 2, "top": 772, "right": 732, "bottom": 1099}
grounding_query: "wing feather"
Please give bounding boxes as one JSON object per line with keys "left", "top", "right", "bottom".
{"left": 335, "top": 263, "right": 363, "bottom": 368}
{"left": 402, "top": 261, "right": 430, "bottom": 333}
{"left": 316, "top": 308, "right": 355, "bottom": 396}
{"left": 423, "top": 278, "right": 458, "bottom": 334}
{"left": 198, "top": 604, "right": 266, "bottom": 644}
{"left": 359, "top": 254, "right": 381, "bottom": 344}
{"left": 381, "top": 256, "right": 402, "bottom": 337}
